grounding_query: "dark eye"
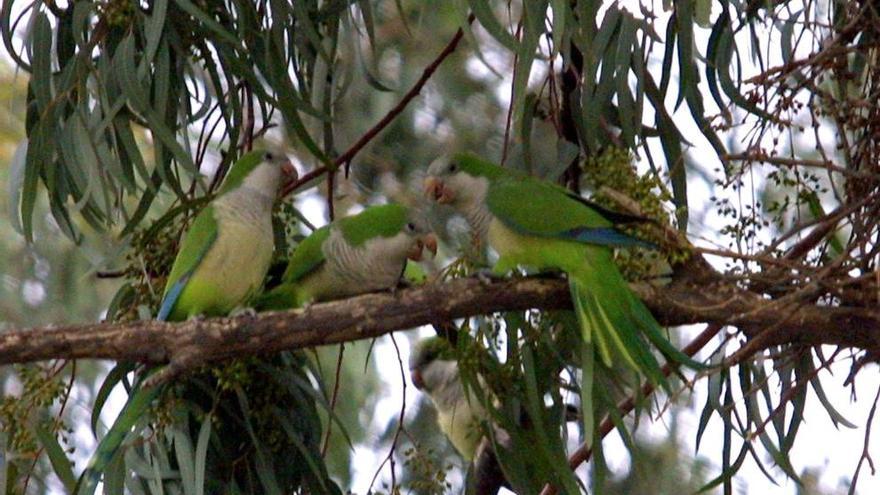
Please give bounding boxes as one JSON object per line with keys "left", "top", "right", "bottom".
{"left": 406, "top": 222, "right": 416, "bottom": 232}
{"left": 263, "top": 152, "right": 274, "bottom": 161}
{"left": 448, "top": 163, "right": 458, "bottom": 173}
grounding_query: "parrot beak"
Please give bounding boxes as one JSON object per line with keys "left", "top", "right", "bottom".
{"left": 422, "top": 233, "right": 438, "bottom": 258}
{"left": 423, "top": 177, "right": 455, "bottom": 204}
{"left": 411, "top": 368, "right": 425, "bottom": 390}
{"left": 407, "top": 239, "right": 425, "bottom": 262}
{"left": 281, "top": 159, "right": 298, "bottom": 182}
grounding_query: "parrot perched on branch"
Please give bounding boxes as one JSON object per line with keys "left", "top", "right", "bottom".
{"left": 423, "top": 153, "right": 698, "bottom": 389}
{"left": 257, "top": 203, "right": 437, "bottom": 310}
{"left": 157, "top": 149, "right": 296, "bottom": 321}
{"left": 78, "top": 149, "right": 298, "bottom": 495}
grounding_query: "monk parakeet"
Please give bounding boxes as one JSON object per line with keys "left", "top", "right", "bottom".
{"left": 81, "top": 150, "right": 296, "bottom": 495}
{"left": 410, "top": 336, "right": 488, "bottom": 461}
{"left": 157, "top": 149, "right": 296, "bottom": 321}
{"left": 423, "top": 153, "right": 695, "bottom": 387}
{"left": 410, "top": 338, "right": 529, "bottom": 495}
{"left": 258, "top": 204, "right": 437, "bottom": 309}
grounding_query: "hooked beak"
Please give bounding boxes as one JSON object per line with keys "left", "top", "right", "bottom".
{"left": 411, "top": 368, "right": 425, "bottom": 390}
{"left": 406, "top": 233, "right": 437, "bottom": 262}
{"left": 422, "top": 233, "right": 438, "bottom": 258}
{"left": 423, "top": 177, "right": 455, "bottom": 204}
{"left": 407, "top": 239, "right": 425, "bottom": 262}
{"left": 281, "top": 159, "right": 298, "bottom": 183}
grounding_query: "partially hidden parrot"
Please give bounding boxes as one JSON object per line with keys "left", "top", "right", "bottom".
{"left": 423, "top": 153, "right": 697, "bottom": 388}
{"left": 410, "top": 336, "right": 488, "bottom": 461}
{"left": 257, "top": 203, "right": 437, "bottom": 310}
{"left": 411, "top": 337, "right": 521, "bottom": 495}
{"left": 157, "top": 149, "right": 296, "bottom": 321}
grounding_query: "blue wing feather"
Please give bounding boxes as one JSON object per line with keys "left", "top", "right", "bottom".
{"left": 561, "top": 227, "right": 657, "bottom": 249}
{"left": 156, "top": 273, "right": 192, "bottom": 321}
{"left": 157, "top": 207, "right": 220, "bottom": 321}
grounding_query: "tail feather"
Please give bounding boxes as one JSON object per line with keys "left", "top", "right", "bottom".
{"left": 623, "top": 289, "right": 705, "bottom": 370}
{"left": 568, "top": 258, "right": 680, "bottom": 391}
{"left": 253, "top": 283, "right": 301, "bottom": 311}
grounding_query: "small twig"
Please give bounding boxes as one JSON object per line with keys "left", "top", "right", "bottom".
{"left": 850, "top": 385, "right": 880, "bottom": 494}
{"left": 95, "top": 270, "right": 127, "bottom": 279}
{"left": 367, "top": 334, "right": 408, "bottom": 493}
{"left": 326, "top": 170, "right": 336, "bottom": 221}
{"left": 500, "top": 19, "right": 524, "bottom": 167}
{"left": 321, "top": 343, "right": 345, "bottom": 457}
{"left": 242, "top": 83, "right": 255, "bottom": 152}
{"left": 279, "top": 14, "right": 476, "bottom": 199}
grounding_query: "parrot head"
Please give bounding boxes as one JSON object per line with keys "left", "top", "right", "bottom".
{"left": 218, "top": 148, "right": 298, "bottom": 198}
{"left": 409, "top": 336, "right": 456, "bottom": 391}
{"left": 402, "top": 210, "right": 438, "bottom": 262}
{"left": 423, "top": 153, "right": 506, "bottom": 209}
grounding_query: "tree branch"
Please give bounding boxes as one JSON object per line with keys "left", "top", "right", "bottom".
{"left": 279, "top": 14, "right": 475, "bottom": 198}
{"left": 1, "top": 255, "right": 879, "bottom": 371}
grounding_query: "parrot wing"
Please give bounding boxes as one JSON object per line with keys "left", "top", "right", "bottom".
{"left": 157, "top": 206, "right": 219, "bottom": 321}
{"left": 487, "top": 178, "right": 654, "bottom": 248}
{"left": 282, "top": 225, "right": 331, "bottom": 283}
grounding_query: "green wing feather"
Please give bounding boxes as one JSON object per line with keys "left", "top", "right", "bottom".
{"left": 282, "top": 225, "right": 331, "bottom": 283}
{"left": 487, "top": 178, "right": 655, "bottom": 248}
{"left": 158, "top": 206, "right": 219, "bottom": 320}
{"left": 336, "top": 204, "right": 407, "bottom": 246}
{"left": 488, "top": 178, "right": 612, "bottom": 232}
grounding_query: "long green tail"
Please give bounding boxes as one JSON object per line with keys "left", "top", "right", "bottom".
{"left": 568, "top": 253, "right": 702, "bottom": 392}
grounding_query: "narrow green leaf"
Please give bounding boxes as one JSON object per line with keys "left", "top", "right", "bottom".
{"left": 468, "top": 0, "right": 519, "bottom": 51}
{"left": 705, "top": 11, "right": 729, "bottom": 113}
{"left": 806, "top": 358, "right": 856, "bottom": 428}
{"left": 144, "top": 0, "right": 169, "bottom": 64}
{"left": 92, "top": 363, "right": 136, "bottom": 436}
{"left": 29, "top": 12, "right": 53, "bottom": 112}
{"left": 33, "top": 420, "right": 77, "bottom": 492}
{"left": 103, "top": 449, "right": 126, "bottom": 495}
{"left": 234, "top": 388, "right": 283, "bottom": 495}
{"left": 659, "top": 12, "right": 676, "bottom": 96}
{"left": 194, "top": 416, "right": 212, "bottom": 495}
{"left": 22, "top": 119, "right": 52, "bottom": 242}
{"left": 615, "top": 15, "right": 637, "bottom": 148}
{"left": 6, "top": 140, "right": 27, "bottom": 234}
{"left": 77, "top": 379, "right": 163, "bottom": 495}
{"left": 173, "top": 0, "right": 239, "bottom": 45}
{"left": 171, "top": 420, "right": 197, "bottom": 495}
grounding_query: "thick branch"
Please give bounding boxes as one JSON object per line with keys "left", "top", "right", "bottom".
{"left": 1, "top": 257, "right": 880, "bottom": 370}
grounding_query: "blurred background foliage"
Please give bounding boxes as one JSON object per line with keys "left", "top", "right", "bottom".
{"left": 1, "top": 0, "right": 878, "bottom": 493}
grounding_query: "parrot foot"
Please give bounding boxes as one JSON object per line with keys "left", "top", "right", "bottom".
{"left": 475, "top": 269, "right": 502, "bottom": 286}
{"left": 229, "top": 306, "right": 258, "bottom": 319}
{"left": 391, "top": 279, "right": 412, "bottom": 295}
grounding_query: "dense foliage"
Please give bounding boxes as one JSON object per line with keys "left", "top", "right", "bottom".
{"left": 2, "top": 0, "right": 879, "bottom": 494}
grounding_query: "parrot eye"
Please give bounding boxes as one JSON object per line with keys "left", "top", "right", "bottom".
{"left": 447, "top": 163, "right": 458, "bottom": 173}
{"left": 405, "top": 222, "right": 416, "bottom": 232}
{"left": 263, "top": 152, "right": 274, "bottom": 161}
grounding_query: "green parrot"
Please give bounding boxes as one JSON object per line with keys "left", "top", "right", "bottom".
{"left": 79, "top": 150, "right": 296, "bottom": 495}
{"left": 410, "top": 336, "right": 487, "bottom": 461}
{"left": 157, "top": 149, "right": 296, "bottom": 321}
{"left": 258, "top": 203, "right": 438, "bottom": 309}
{"left": 423, "top": 153, "right": 696, "bottom": 387}
{"left": 411, "top": 336, "right": 585, "bottom": 494}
